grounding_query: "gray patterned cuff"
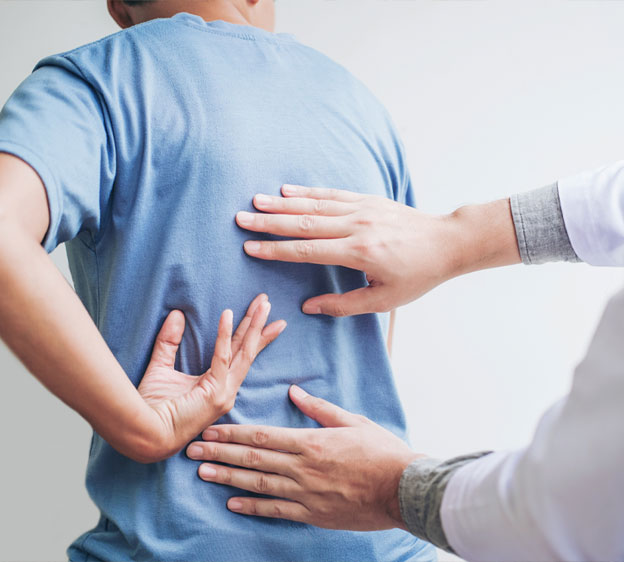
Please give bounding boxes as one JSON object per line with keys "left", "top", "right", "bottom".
{"left": 398, "top": 452, "right": 492, "bottom": 553}
{"left": 510, "top": 183, "right": 580, "bottom": 265}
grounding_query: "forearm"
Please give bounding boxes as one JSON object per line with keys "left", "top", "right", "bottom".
{"left": 447, "top": 198, "right": 522, "bottom": 277}
{"left": 0, "top": 219, "right": 161, "bottom": 462}
{"left": 448, "top": 184, "right": 579, "bottom": 277}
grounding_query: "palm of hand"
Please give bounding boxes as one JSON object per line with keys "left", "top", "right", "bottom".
{"left": 136, "top": 294, "right": 284, "bottom": 455}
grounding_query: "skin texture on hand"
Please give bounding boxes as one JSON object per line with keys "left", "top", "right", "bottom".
{"left": 186, "top": 385, "right": 422, "bottom": 531}
{"left": 236, "top": 185, "right": 521, "bottom": 316}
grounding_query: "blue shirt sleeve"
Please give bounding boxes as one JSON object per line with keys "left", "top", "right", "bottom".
{"left": 401, "top": 166, "right": 416, "bottom": 208}
{"left": 396, "top": 137, "right": 415, "bottom": 208}
{"left": 0, "top": 58, "right": 116, "bottom": 252}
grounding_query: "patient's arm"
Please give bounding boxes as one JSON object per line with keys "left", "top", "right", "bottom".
{"left": 0, "top": 153, "right": 284, "bottom": 463}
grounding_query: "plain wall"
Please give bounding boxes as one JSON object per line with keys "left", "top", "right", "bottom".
{"left": 1, "top": 1, "right": 623, "bottom": 560}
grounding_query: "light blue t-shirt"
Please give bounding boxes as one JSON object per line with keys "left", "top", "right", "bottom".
{"left": 0, "top": 14, "right": 434, "bottom": 562}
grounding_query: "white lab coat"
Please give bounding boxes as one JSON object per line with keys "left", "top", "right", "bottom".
{"left": 440, "top": 162, "right": 624, "bottom": 562}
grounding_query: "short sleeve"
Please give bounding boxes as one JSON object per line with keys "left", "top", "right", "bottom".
{"left": 0, "top": 58, "right": 116, "bottom": 252}
{"left": 401, "top": 167, "right": 416, "bottom": 209}
{"left": 396, "top": 138, "right": 416, "bottom": 209}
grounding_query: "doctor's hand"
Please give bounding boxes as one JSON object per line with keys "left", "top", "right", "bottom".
{"left": 186, "top": 385, "right": 422, "bottom": 531}
{"left": 236, "top": 185, "right": 521, "bottom": 316}
{"left": 138, "top": 293, "right": 286, "bottom": 461}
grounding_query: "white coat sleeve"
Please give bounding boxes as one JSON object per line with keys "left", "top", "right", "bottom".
{"left": 559, "top": 160, "right": 624, "bottom": 265}
{"left": 440, "top": 287, "right": 624, "bottom": 562}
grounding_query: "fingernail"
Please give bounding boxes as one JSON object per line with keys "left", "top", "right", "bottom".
{"left": 244, "top": 241, "right": 261, "bottom": 254}
{"left": 228, "top": 500, "right": 243, "bottom": 511}
{"left": 302, "top": 302, "right": 321, "bottom": 315}
{"left": 254, "top": 194, "right": 272, "bottom": 207}
{"left": 199, "top": 465, "right": 217, "bottom": 479}
{"left": 237, "top": 211, "right": 254, "bottom": 226}
{"left": 277, "top": 320, "right": 287, "bottom": 334}
{"left": 187, "top": 445, "right": 203, "bottom": 459}
{"left": 203, "top": 429, "right": 219, "bottom": 441}
{"left": 290, "top": 385, "right": 308, "bottom": 401}
{"left": 282, "top": 184, "right": 298, "bottom": 196}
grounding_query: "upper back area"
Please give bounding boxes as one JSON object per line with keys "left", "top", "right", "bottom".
{"left": 32, "top": 13, "right": 410, "bottom": 246}
{"left": 0, "top": 13, "right": 412, "bottom": 384}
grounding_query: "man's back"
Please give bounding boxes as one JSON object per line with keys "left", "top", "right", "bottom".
{"left": 0, "top": 13, "right": 433, "bottom": 561}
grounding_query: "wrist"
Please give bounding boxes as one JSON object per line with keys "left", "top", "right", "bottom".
{"left": 447, "top": 198, "right": 521, "bottom": 278}
{"left": 387, "top": 452, "right": 425, "bottom": 530}
{"left": 112, "top": 403, "right": 174, "bottom": 464}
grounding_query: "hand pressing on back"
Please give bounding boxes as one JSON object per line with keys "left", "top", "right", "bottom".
{"left": 137, "top": 293, "right": 285, "bottom": 462}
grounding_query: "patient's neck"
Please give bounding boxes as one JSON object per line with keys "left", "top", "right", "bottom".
{"left": 133, "top": 1, "right": 272, "bottom": 31}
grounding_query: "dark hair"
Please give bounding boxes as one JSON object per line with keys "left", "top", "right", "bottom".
{"left": 123, "top": 0, "right": 154, "bottom": 6}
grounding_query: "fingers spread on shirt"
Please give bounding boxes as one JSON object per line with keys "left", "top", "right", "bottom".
{"left": 209, "top": 309, "right": 233, "bottom": 377}
{"left": 243, "top": 239, "right": 355, "bottom": 268}
{"left": 281, "top": 184, "right": 364, "bottom": 203}
{"left": 227, "top": 497, "right": 310, "bottom": 524}
{"left": 197, "top": 463, "right": 299, "bottom": 499}
{"left": 202, "top": 424, "right": 305, "bottom": 454}
{"left": 229, "top": 301, "right": 271, "bottom": 384}
{"left": 231, "top": 293, "right": 268, "bottom": 356}
{"left": 237, "top": 212, "right": 350, "bottom": 239}
{"left": 251, "top": 194, "right": 356, "bottom": 216}
{"left": 187, "top": 441, "right": 297, "bottom": 478}
{"left": 257, "top": 320, "right": 287, "bottom": 353}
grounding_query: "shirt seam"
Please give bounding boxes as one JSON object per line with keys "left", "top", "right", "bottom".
{"left": 175, "top": 19, "right": 297, "bottom": 43}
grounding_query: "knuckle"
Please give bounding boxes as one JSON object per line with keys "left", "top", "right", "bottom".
{"left": 349, "top": 237, "right": 368, "bottom": 257}
{"left": 249, "top": 501, "right": 258, "bottom": 515}
{"left": 254, "top": 475, "right": 271, "bottom": 493}
{"left": 207, "top": 445, "right": 221, "bottom": 461}
{"left": 216, "top": 350, "right": 231, "bottom": 366}
{"left": 317, "top": 502, "right": 333, "bottom": 517}
{"left": 354, "top": 212, "right": 373, "bottom": 228}
{"left": 272, "top": 504, "right": 283, "bottom": 518}
{"left": 240, "top": 346, "right": 256, "bottom": 366}
{"left": 252, "top": 430, "right": 270, "bottom": 446}
{"left": 295, "top": 240, "right": 314, "bottom": 259}
{"left": 244, "top": 449, "right": 262, "bottom": 467}
{"left": 327, "top": 188, "right": 340, "bottom": 199}
{"left": 298, "top": 214, "right": 315, "bottom": 232}
{"left": 307, "top": 397, "right": 324, "bottom": 415}
{"left": 313, "top": 198, "right": 327, "bottom": 214}
{"left": 332, "top": 302, "right": 348, "bottom": 317}
{"left": 220, "top": 469, "right": 232, "bottom": 485}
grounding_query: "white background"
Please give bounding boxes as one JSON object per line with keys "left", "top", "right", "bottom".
{"left": 1, "top": 1, "right": 623, "bottom": 560}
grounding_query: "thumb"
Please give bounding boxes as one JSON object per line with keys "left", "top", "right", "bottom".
{"left": 301, "top": 286, "right": 389, "bottom": 317}
{"left": 289, "top": 385, "right": 365, "bottom": 428}
{"left": 148, "top": 310, "right": 185, "bottom": 369}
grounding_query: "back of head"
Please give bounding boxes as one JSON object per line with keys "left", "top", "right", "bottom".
{"left": 108, "top": 0, "right": 275, "bottom": 32}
